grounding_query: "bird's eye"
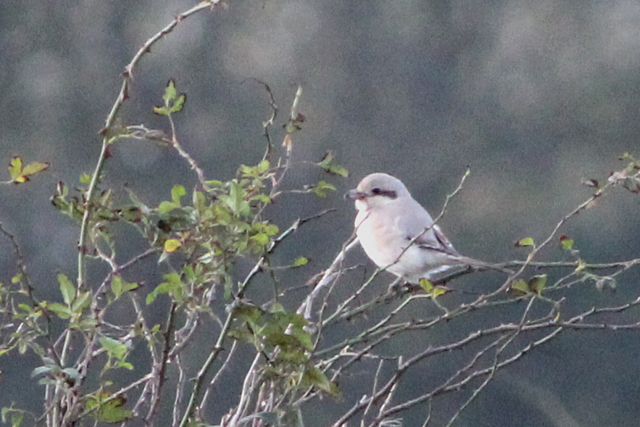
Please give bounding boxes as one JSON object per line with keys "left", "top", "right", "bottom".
{"left": 371, "top": 188, "right": 382, "bottom": 195}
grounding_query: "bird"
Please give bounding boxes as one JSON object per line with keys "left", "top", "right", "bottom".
{"left": 346, "top": 173, "right": 510, "bottom": 284}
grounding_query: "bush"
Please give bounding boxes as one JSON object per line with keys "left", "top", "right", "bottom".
{"left": 2, "top": 3, "right": 640, "bottom": 427}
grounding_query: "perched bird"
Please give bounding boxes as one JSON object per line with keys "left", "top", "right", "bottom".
{"left": 346, "top": 173, "right": 510, "bottom": 283}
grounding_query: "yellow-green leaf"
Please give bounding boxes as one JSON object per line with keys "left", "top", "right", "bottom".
{"left": 250, "top": 233, "right": 269, "bottom": 246}
{"left": 171, "top": 185, "right": 186, "bottom": 204}
{"left": 419, "top": 278, "right": 434, "bottom": 292}
{"left": 560, "top": 236, "right": 574, "bottom": 250}
{"left": 21, "top": 161, "right": 49, "bottom": 176}
{"left": 293, "top": 257, "right": 308, "bottom": 267}
{"left": 257, "top": 159, "right": 270, "bottom": 174}
{"left": 153, "top": 106, "right": 169, "bottom": 115}
{"left": 164, "top": 239, "right": 182, "bottom": 253}
{"left": 430, "top": 286, "right": 448, "bottom": 298}
{"left": 164, "top": 79, "right": 177, "bottom": 104}
{"left": 158, "top": 201, "right": 180, "bottom": 214}
{"left": 8, "top": 157, "right": 23, "bottom": 181}
{"left": 528, "top": 274, "right": 547, "bottom": 294}
{"left": 8, "top": 157, "right": 49, "bottom": 183}
{"left": 509, "top": 279, "right": 530, "bottom": 296}
{"left": 516, "top": 237, "right": 535, "bottom": 248}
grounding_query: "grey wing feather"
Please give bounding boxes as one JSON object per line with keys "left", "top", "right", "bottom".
{"left": 394, "top": 198, "right": 461, "bottom": 257}
{"left": 414, "top": 224, "right": 461, "bottom": 257}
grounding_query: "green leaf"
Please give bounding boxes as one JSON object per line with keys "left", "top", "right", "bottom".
{"left": 1, "top": 408, "right": 25, "bottom": 427}
{"left": 293, "top": 257, "right": 308, "bottom": 267}
{"left": 419, "top": 278, "right": 448, "bottom": 298}
{"left": 171, "top": 185, "right": 186, "bottom": 204}
{"left": 528, "top": 274, "right": 547, "bottom": 294}
{"left": 118, "top": 206, "right": 144, "bottom": 222}
{"left": 8, "top": 157, "right": 49, "bottom": 184}
{"left": 328, "top": 164, "right": 348, "bottom": 177}
{"left": 263, "top": 331, "right": 302, "bottom": 348}
{"left": 71, "top": 291, "right": 92, "bottom": 313}
{"left": 61, "top": 367, "right": 81, "bottom": 381}
{"left": 288, "top": 325, "right": 314, "bottom": 351}
{"left": 99, "top": 336, "right": 128, "bottom": 361}
{"left": 9, "top": 412, "right": 24, "bottom": 427}
{"left": 310, "top": 181, "right": 337, "bottom": 198}
{"left": 431, "top": 286, "right": 448, "bottom": 297}
{"left": 560, "top": 236, "right": 574, "bottom": 250}
{"left": 252, "top": 194, "right": 272, "bottom": 204}
{"left": 257, "top": 159, "right": 270, "bottom": 174}
{"left": 21, "top": 161, "right": 49, "bottom": 177}
{"left": 115, "top": 360, "right": 134, "bottom": 370}
{"left": 419, "top": 278, "right": 434, "bottom": 293}
{"left": 154, "top": 79, "right": 187, "bottom": 115}
{"left": 153, "top": 106, "right": 169, "bottom": 115}
{"left": 111, "top": 276, "right": 123, "bottom": 298}
{"left": 58, "top": 274, "right": 75, "bottom": 306}
{"left": 516, "top": 237, "right": 535, "bottom": 248}
{"left": 8, "top": 157, "right": 23, "bottom": 181}
{"left": 164, "top": 79, "right": 177, "bottom": 104}
{"left": 193, "top": 190, "right": 206, "bottom": 210}
{"left": 157, "top": 201, "right": 180, "bottom": 214}
{"left": 98, "top": 401, "right": 132, "bottom": 423}
{"left": 264, "top": 224, "right": 279, "bottom": 235}
{"left": 302, "top": 366, "right": 340, "bottom": 396}
{"left": 509, "top": 280, "right": 530, "bottom": 296}
{"left": 171, "top": 93, "right": 186, "bottom": 113}
{"left": 318, "top": 151, "right": 349, "bottom": 177}
{"left": 87, "top": 394, "right": 132, "bottom": 423}
{"left": 219, "top": 181, "right": 250, "bottom": 216}
{"left": 146, "top": 273, "right": 184, "bottom": 304}
{"left": 31, "top": 365, "right": 54, "bottom": 378}
{"left": 111, "top": 276, "right": 138, "bottom": 299}
{"left": 250, "top": 233, "right": 270, "bottom": 246}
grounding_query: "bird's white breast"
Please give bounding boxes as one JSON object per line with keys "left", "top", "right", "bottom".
{"left": 354, "top": 199, "right": 460, "bottom": 282}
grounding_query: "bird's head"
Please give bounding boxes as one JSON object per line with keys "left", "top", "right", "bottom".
{"left": 346, "top": 173, "right": 410, "bottom": 210}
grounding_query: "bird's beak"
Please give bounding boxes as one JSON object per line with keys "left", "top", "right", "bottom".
{"left": 345, "top": 189, "right": 366, "bottom": 200}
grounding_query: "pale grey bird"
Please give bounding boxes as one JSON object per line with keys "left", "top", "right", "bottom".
{"left": 346, "top": 173, "right": 510, "bottom": 283}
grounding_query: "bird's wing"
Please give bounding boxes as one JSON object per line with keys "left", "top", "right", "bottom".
{"left": 432, "top": 224, "right": 461, "bottom": 256}
{"left": 411, "top": 224, "right": 460, "bottom": 257}
{"left": 395, "top": 199, "right": 461, "bottom": 257}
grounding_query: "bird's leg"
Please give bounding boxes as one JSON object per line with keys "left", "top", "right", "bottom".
{"left": 387, "top": 277, "right": 405, "bottom": 295}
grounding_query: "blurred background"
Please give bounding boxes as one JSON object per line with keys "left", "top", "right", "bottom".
{"left": 1, "top": 0, "right": 640, "bottom": 425}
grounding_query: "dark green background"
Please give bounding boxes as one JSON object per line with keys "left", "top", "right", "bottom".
{"left": 1, "top": 1, "right": 639, "bottom": 425}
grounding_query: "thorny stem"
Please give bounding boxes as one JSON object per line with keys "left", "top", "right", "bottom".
{"left": 144, "top": 303, "right": 177, "bottom": 424}
{"left": 179, "top": 309, "right": 235, "bottom": 427}
{"left": 179, "top": 207, "right": 333, "bottom": 425}
{"left": 64, "top": 2, "right": 220, "bottom": 426}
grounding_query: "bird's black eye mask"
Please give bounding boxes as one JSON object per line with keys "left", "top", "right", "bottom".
{"left": 370, "top": 188, "right": 397, "bottom": 199}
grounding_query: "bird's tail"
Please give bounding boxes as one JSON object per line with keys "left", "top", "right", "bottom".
{"left": 459, "top": 256, "right": 513, "bottom": 275}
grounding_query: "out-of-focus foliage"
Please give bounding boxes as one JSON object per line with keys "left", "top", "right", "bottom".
{"left": 1, "top": 0, "right": 640, "bottom": 426}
